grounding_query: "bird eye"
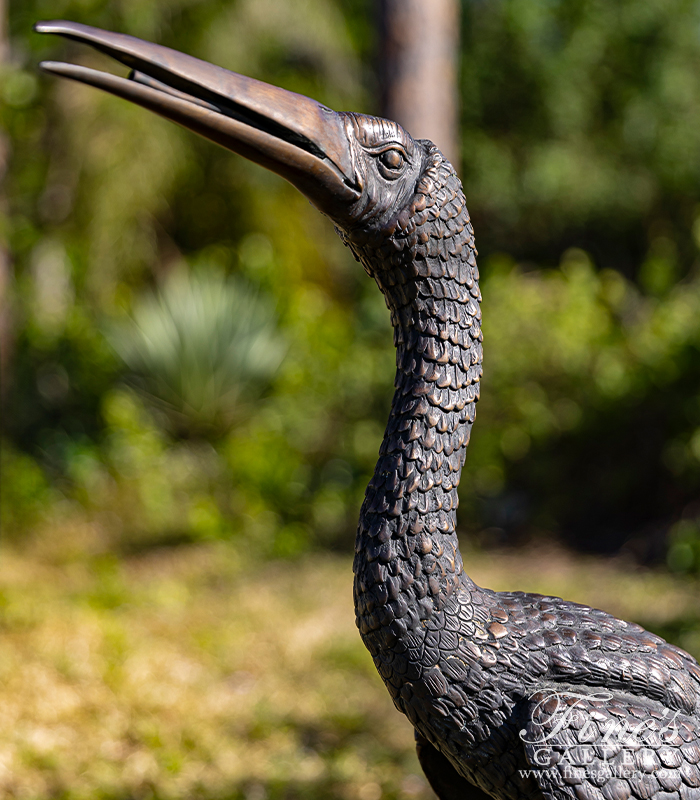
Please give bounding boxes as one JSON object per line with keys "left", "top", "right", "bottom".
{"left": 378, "top": 149, "right": 404, "bottom": 172}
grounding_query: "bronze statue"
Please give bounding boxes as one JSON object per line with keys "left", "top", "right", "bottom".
{"left": 35, "top": 21, "right": 700, "bottom": 800}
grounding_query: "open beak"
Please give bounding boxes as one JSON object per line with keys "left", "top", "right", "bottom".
{"left": 34, "top": 20, "right": 360, "bottom": 220}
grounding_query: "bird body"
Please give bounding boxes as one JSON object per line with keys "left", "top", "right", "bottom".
{"left": 36, "top": 22, "right": 700, "bottom": 800}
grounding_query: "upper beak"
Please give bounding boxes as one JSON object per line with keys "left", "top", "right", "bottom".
{"left": 34, "top": 20, "right": 360, "bottom": 221}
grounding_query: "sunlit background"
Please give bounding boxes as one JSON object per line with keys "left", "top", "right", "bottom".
{"left": 3, "top": 1, "right": 700, "bottom": 797}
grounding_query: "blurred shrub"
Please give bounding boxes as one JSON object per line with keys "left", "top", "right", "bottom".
{"left": 461, "top": 0, "right": 700, "bottom": 277}
{"left": 0, "top": 441, "right": 56, "bottom": 538}
{"left": 469, "top": 252, "right": 700, "bottom": 554}
{"left": 107, "top": 268, "right": 286, "bottom": 439}
{"left": 15, "top": 247, "right": 695, "bottom": 560}
{"left": 5, "top": 0, "right": 700, "bottom": 563}
{"left": 72, "top": 387, "right": 236, "bottom": 549}
{"left": 667, "top": 518, "right": 700, "bottom": 573}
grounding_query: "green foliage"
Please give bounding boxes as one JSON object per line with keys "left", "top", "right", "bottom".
{"left": 108, "top": 268, "right": 286, "bottom": 438}
{"left": 0, "top": 442, "right": 56, "bottom": 538}
{"left": 469, "top": 253, "right": 700, "bottom": 552}
{"left": 4, "top": 0, "right": 700, "bottom": 564}
{"left": 461, "top": 0, "right": 700, "bottom": 275}
{"left": 667, "top": 519, "right": 700, "bottom": 573}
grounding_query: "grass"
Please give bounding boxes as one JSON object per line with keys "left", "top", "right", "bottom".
{"left": 1, "top": 535, "right": 700, "bottom": 799}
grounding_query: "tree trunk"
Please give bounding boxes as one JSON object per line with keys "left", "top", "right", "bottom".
{"left": 379, "top": 0, "right": 460, "bottom": 169}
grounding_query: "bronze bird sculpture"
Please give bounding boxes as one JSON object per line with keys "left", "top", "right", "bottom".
{"left": 36, "top": 21, "right": 700, "bottom": 800}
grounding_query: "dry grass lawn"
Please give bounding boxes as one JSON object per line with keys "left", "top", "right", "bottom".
{"left": 1, "top": 537, "right": 699, "bottom": 799}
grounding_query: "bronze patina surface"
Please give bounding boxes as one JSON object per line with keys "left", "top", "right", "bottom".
{"left": 36, "top": 21, "right": 700, "bottom": 800}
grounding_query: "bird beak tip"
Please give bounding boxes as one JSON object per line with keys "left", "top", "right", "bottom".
{"left": 33, "top": 19, "right": 361, "bottom": 224}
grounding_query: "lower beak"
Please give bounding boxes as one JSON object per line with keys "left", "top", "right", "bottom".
{"left": 34, "top": 20, "right": 360, "bottom": 221}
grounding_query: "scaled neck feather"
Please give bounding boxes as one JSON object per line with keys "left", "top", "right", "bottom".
{"left": 339, "top": 145, "right": 483, "bottom": 666}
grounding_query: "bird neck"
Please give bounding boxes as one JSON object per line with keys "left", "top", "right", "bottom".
{"left": 342, "top": 150, "right": 483, "bottom": 661}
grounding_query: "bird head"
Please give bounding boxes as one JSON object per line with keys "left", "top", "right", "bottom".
{"left": 34, "top": 21, "right": 429, "bottom": 239}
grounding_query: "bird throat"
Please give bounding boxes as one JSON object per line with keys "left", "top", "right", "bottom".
{"left": 341, "top": 147, "right": 484, "bottom": 684}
